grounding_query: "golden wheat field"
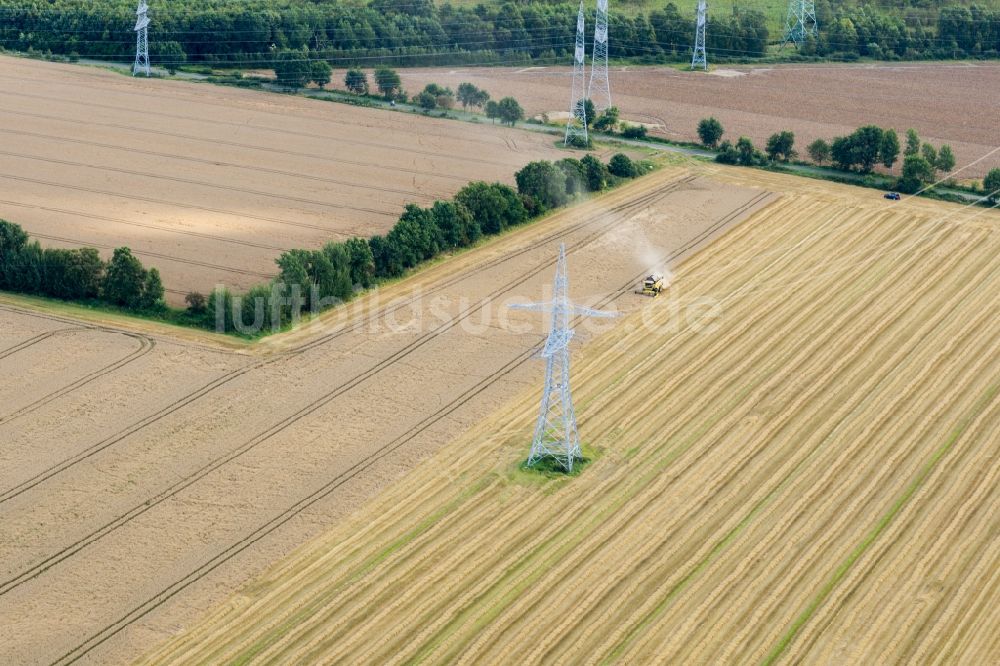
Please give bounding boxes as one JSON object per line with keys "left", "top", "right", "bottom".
{"left": 143, "top": 170, "right": 1000, "bottom": 665}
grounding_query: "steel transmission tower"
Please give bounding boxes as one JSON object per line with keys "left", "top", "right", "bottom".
{"left": 692, "top": 0, "right": 708, "bottom": 70}
{"left": 565, "top": 0, "right": 589, "bottom": 147}
{"left": 588, "top": 0, "right": 612, "bottom": 113}
{"left": 783, "top": 0, "right": 817, "bottom": 47}
{"left": 509, "top": 244, "right": 618, "bottom": 472}
{"left": 133, "top": 0, "right": 150, "bottom": 77}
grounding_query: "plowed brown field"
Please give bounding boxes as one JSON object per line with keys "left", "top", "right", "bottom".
{"left": 143, "top": 168, "right": 1000, "bottom": 664}
{"left": 0, "top": 55, "right": 572, "bottom": 304}
{"left": 395, "top": 62, "right": 1000, "bottom": 179}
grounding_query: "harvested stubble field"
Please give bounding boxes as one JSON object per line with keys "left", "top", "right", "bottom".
{"left": 0, "top": 163, "right": 774, "bottom": 665}
{"left": 0, "top": 55, "right": 571, "bottom": 305}
{"left": 397, "top": 61, "right": 1000, "bottom": 178}
{"left": 145, "top": 168, "right": 1000, "bottom": 665}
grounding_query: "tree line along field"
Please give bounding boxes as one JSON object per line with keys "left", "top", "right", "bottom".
{"left": 142, "top": 166, "right": 1000, "bottom": 665}
{"left": 0, "top": 54, "right": 572, "bottom": 305}
{"left": 395, "top": 61, "right": 1000, "bottom": 179}
{"left": 3, "top": 0, "right": 999, "bottom": 67}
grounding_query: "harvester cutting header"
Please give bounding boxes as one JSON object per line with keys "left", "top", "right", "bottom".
{"left": 636, "top": 273, "right": 668, "bottom": 297}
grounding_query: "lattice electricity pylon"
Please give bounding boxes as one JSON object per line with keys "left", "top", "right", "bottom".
{"left": 588, "top": 0, "right": 612, "bottom": 113}
{"left": 692, "top": 0, "right": 708, "bottom": 70}
{"left": 509, "top": 244, "right": 618, "bottom": 472}
{"left": 565, "top": 0, "right": 589, "bottom": 147}
{"left": 783, "top": 0, "right": 817, "bottom": 48}
{"left": 133, "top": 0, "right": 150, "bottom": 77}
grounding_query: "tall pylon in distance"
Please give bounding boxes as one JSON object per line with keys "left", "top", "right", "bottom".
{"left": 588, "top": 0, "right": 612, "bottom": 113}
{"left": 565, "top": 0, "right": 589, "bottom": 147}
{"left": 692, "top": 0, "right": 708, "bottom": 70}
{"left": 133, "top": 0, "right": 151, "bottom": 77}
{"left": 509, "top": 244, "right": 618, "bottom": 472}
{"left": 783, "top": 0, "right": 817, "bottom": 47}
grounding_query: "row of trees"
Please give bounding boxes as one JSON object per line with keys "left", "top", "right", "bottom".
{"left": 808, "top": 128, "right": 957, "bottom": 193}
{"left": 340, "top": 70, "right": 528, "bottom": 126}
{"left": 206, "top": 153, "right": 645, "bottom": 333}
{"left": 0, "top": 221, "right": 164, "bottom": 311}
{"left": 700, "top": 117, "right": 995, "bottom": 198}
{"left": 515, "top": 154, "right": 644, "bottom": 213}
{"left": 11, "top": 0, "right": 998, "bottom": 69}
{"left": 813, "top": 4, "right": 1000, "bottom": 60}
{"left": 0, "top": 0, "right": 776, "bottom": 67}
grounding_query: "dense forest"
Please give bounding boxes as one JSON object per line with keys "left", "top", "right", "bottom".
{"left": 0, "top": 1, "right": 997, "bottom": 69}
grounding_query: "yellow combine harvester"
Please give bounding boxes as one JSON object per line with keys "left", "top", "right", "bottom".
{"left": 636, "top": 273, "right": 667, "bottom": 297}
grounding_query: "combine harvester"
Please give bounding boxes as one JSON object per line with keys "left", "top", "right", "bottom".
{"left": 636, "top": 273, "right": 668, "bottom": 297}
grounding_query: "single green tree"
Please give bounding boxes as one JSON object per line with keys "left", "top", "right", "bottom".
{"left": 898, "top": 154, "right": 935, "bottom": 193}
{"left": 485, "top": 100, "right": 501, "bottom": 124}
{"left": 593, "top": 106, "right": 620, "bottom": 132}
{"left": 431, "top": 200, "right": 480, "bottom": 249}
{"left": 621, "top": 125, "right": 648, "bottom": 140}
{"left": 472, "top": 89, "right": 491, "bottom": 109}
{"left": 921, "top": 143, "right": 938, "bottom": 169}
{"left": 697, "top": 117, "right": 725, "bottom": 148}
{"left": 414, "top": 91, "right": 437, "bottom": 110}
{"left": 102, "top": 247, "right": 148, "bottom": 309}
{"left": 880, "top": 129, "right": 901, "bottom": 170}
{"left": 185, "top": 292, "right": 208, "bottom": 314}
{"left": 140, "top": 268, "right": 165, "bottom": 310}
{"left": 455, "top": 182, "right": 525, "bottom": 234}
{"left": 715, "top": 140, "right": 739, "bottom": 165}
{"left": 936, "top": 145, "right": 956, "bottom": 175}
{"left": 157, "top": 41, "right": 186, "bottom": 75}
{"left": 983, "top": 168, "right": 1000, "bottom": 203}
{"left": 608, "top": 153, "right": 638, "bottom": 178}
{"left": 765, "top": 131, "right": 796, "bottom": 162}
{"left": 582, "top": 99, "right": 597, "bottom": 128}
{"left": 904, "top": 128, "right": 921, "bottom": 157}
{"left": 456, "top": 82, "right": 480, "bottom": 109}
{"left": 830, "top": 136, "right": 854, "bottom": 170}
{"left": 344, "top": 68, "right": 369, "bottom": 95}
{"left": 498, "top": 97, "right": 524, "bottom": 126}
{"left": 736, "top": 137, "right": 758, "bottom": 166}
{"left": 807, "top": 138, "right": 831, "bottom": 165}
{"left": 315, "top": 244, "right": 354, "bottom": 302}
{"left": 310, "top": 60, "right": 332, "bottom": 87}
{"left": 374, "top": 66, "right": 402, "bottom": 100}
{"left": 515, "top": 161, "right": 568, "bottom": 211}
{"left": 556, "top": 158, "right": 587, "bottom": 195}
{"left": 852, "top": 126, "right": 885, "bottom": 173}
{"left": 581, "top": 155, "right": 608, "bottom": 191}
{"left": 273, "top": 50, "right": 311, "bottom": 88}
{"left": 344, "top": 237, "right": 375, "bottom": 289}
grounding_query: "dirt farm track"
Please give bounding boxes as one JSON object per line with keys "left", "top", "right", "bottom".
{"left": 0, "top": 55, "right": 572, "bottom": 304}
{"left": 146, "top": 170, "right": 1000, "bottom": 665}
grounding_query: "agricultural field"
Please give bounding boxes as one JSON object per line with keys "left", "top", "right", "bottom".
{"left": 0, "top": 163, "right": 776, "bottom": 665}
{"left": 0, "top": 55, "right": 571, "bottom": 304}
{"left": 143, "top": 167, "right": 1000, "bottom": 664}
{"left": 396, "top": 61, "right": 1000, "bottom": 178}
